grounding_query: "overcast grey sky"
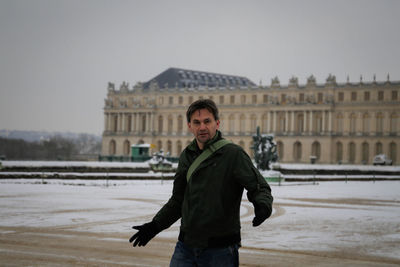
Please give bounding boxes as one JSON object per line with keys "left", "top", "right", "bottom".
{"left": 0, "top": 0, "right": 399, "bottom": 135}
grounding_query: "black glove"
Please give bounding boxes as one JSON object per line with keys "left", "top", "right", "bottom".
{"left": 252, "top": 204, "right": 271, "bottom": 227}
{"left": 129, "top": 221, "right": 160, "bottom": 247}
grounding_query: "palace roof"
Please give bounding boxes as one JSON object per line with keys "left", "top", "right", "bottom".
{"left": 142, "top": 67, "right": 256, "bottom": 89}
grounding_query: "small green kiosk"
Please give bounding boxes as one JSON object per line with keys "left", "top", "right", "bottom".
{"left": 131, "top": 144, "right": 152, "bottom": 162}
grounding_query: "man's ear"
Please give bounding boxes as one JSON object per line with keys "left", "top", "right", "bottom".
{"left": 216, "top": 120, "right": 220, "bottom": 129}
{"left": 187, "top": 122, "right": 193, "bottom": 133}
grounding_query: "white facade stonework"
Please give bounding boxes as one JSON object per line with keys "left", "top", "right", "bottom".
{"left": 102, "top": 70, "right": 400, "bottom": 165}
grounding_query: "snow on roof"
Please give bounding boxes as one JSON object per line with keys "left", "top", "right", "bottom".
{"left": 131, "top": 144, "right": 151, "bottom": 148}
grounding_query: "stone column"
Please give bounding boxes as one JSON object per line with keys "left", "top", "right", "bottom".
{"left": 133, "top": 113, "right": 136, "bottom": 132}
{"left": 256, "top": 114, "right": 262, "bottom": 133}
{"left": 266, "top": 112, "right": 270, "bottom": 133}
{"left": 357, "top": 112, "right": 363, "bottom": 135}
{"left": 117, "top": 113, "right": 121, "bottom": 132}
{"left": 150, "top": 112, "right": 154, "bottom": 134}
{"left": 285, "top": 111, "right": 289, "bottom": 133}
{"left": 322, "top": 111, "right": 326, "bottom": 134}
{"left": 144, "top": 113, "right": 149, "bottom": 133}
{"left": 135, "top": 113, "right": 140, "bottom": 133}
{"left": 303, "top": 111, "right": 307, "bottom": 134}
{"left": 309, "top": 111, "right": 314, "bottom": 135}
{"left": 370, "top": 112, "right": 376, "bottom": 135}
{"left": 272, "top": 111, "right": 277, "bottom": 132}
{"left": 235, "top": 113, "right": 239, "bottom": 134}
{"left": 384, "top": 111, "right": 390, "bottom": 136}
{"left": 343, "top": 112, "right": 349, "bottom": 135}
{"left": 170, "top": 114, "right": 175, "bottom": 134}
{"left": 121, "top": 113, "right": 126, "bottom": 132}
{"left": 115, "top": 113, "right": 118, "bottom": 132}
{"left": 163, "top": 114, "right": 169, "bottom": 135}
{"left": 131, "top": 114, "right": 135, "bottom": 132}
{"left": 245, "top": 114, "right": 251, "bottom": 134}
{"left": 291, "top": 111, "right": 295, "bottom": 134}
{"left": 105, "top": 113, "right": 109, "bottom": 131}
{"left": 328, "top": 111, "right": 332, "bottom": 133}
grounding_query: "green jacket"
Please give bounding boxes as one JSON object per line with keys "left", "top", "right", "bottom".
{"left": 153, "top": 131, "right": 273, "bottom": 248}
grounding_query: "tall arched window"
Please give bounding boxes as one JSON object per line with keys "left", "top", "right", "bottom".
{"left": 278, "top": 113, "right": 285, "bottom": 133}
{"left": 349, "top": 113, "right": 356, "bottom": 134}
{"left": 229, "top": 114, "right": 235, "bottom": 133}
{"left": 240, "top": 114, "right": 246, "bottom": 133}
{"left": 315, "top": 112, "right": 323, "bottom": 132}
{"left": 362, "top": 142, "right": 369, "bottom": 163}
{"left": 167, "top": 140, "right": 172, "bottom": 155}
{"left": 376, "top": 112, "right": 384, "bottom": 134}
{"left": 176, "top": 140, "right": 182, "bottom": 156}
{"left": 113, "top": 115, "right": 118, "bottom": 132}
{"left": 123, "top": 140, "right": 130, "bottom": 156}
{"left": 296, "top": 113, "right": 304, "bottom": 133}
{"left": 262, "top": 114, "right": 268, "bottom": 132}
{"left": 389, "top": 142, "right": 397, "bottom": 164}
{"left": 311, "top": 141, "right": 321, "bottom": 160}
{"left": 250, "top": 114, "right": 257, "bottom": 132}
{"left": 177, "top": 115, "right": 183, "bottom": 134}
{"left": 390, "top": 113, "right": 398, "bottom": 134}
{"left": 362, "top": 113, "right": 370, "bottom": 134}
{"left": 293, "top": 142, "right": 302, "bottom": 162}
{"left": 109, "top": 140, "right": 116, "bottom": 155}
{"left": 168, "top": 115, "right": 173, "bottom": 134}
{"left": 375, "top": 142, "right": 383, "bottom": 155}
{"left": 141, "top": 115, "right": 146, "bottom": 133}
{"left": 277, "top": 141, "right": 284, "bottom": 160}
{"left": 336, "top": 113, "right": 343, "bottom": 133}
{"left": 158, "top": 115, "right": 163, "bottom": 133}
{"left": 349, "top": 142, "right": 356, "bottom": 163}
{"left": 127, "top": 115, "right": 132, "bottom": 132}
{"left": 336, "top": 142, "right": 343, "bottom": 163}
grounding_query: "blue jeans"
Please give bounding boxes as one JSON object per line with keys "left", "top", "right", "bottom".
{"left": 169, "top": 241, "right": 239, "bottom": 267}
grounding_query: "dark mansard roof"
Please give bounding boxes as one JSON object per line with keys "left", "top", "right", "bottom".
{"left": 142, "top": 67, "right": 256, "bottom": 89}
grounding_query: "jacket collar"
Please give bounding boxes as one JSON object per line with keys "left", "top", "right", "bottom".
{"left": 188, "top": 130, "right": 223, "bottom": 152}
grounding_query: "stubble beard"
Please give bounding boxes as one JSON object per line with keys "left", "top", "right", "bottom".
{"left": 196, "top": 131, "right": 210, "bottom": 144}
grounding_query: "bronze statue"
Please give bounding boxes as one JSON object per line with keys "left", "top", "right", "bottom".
{"left": 251, "top": 126, "right": 278, "bottom": 170}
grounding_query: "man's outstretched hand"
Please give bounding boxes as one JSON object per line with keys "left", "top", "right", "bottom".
{"left": 252, "top": 204, "right": 271, "bottom": 227}
{"left": 129, "top": 221, "right": 159, "bottom": 247}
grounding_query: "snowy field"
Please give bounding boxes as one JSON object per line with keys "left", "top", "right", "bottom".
{"left": 2, "top": 160, "right": 399, "bottom": 172}
{"left": 0, "top": 178, "right": 400, "bottom": 266}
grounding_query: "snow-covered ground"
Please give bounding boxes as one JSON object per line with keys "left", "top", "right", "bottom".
{"left": 1, "top": 160, "right": 152, "bottom": 168}
{"left": 0, "top": 179, "right": 399, "bottom": 261}
{"left": 2, "top": 160, "right": 398, "bottom": 172}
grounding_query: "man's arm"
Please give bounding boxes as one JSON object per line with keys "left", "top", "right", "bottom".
{"left": 233, "top": 148, "right": 273, "bottom": 226}
{"left": 129, "top": 156, "right": 188, "bottom": 247}
{"left": 152, "top": 165, "right": 187, "bottom": 230}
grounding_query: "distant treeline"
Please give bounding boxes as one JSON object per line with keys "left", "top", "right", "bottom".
{"left": 0, "top": 135, "right": 101, "bottom": 160}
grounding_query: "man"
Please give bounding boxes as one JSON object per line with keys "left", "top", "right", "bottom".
{"left": 129, "top": 99, "right": 273, "bottom": 266}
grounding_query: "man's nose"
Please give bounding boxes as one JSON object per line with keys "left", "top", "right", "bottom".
{"left": 199, "top": 122, "right": 207, "bottom": 129}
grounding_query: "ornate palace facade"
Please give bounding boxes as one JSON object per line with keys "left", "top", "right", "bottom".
{"left": 102, "top": 68, "right": 400, "bottom": 165}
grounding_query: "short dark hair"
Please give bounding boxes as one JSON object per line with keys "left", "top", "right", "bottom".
{"left": 186, "top": 99, "right": 219, "bottom": 123}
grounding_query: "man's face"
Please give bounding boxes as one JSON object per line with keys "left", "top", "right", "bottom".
{"left": 188, "top": 108, "right": 220, "bottom": 149}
